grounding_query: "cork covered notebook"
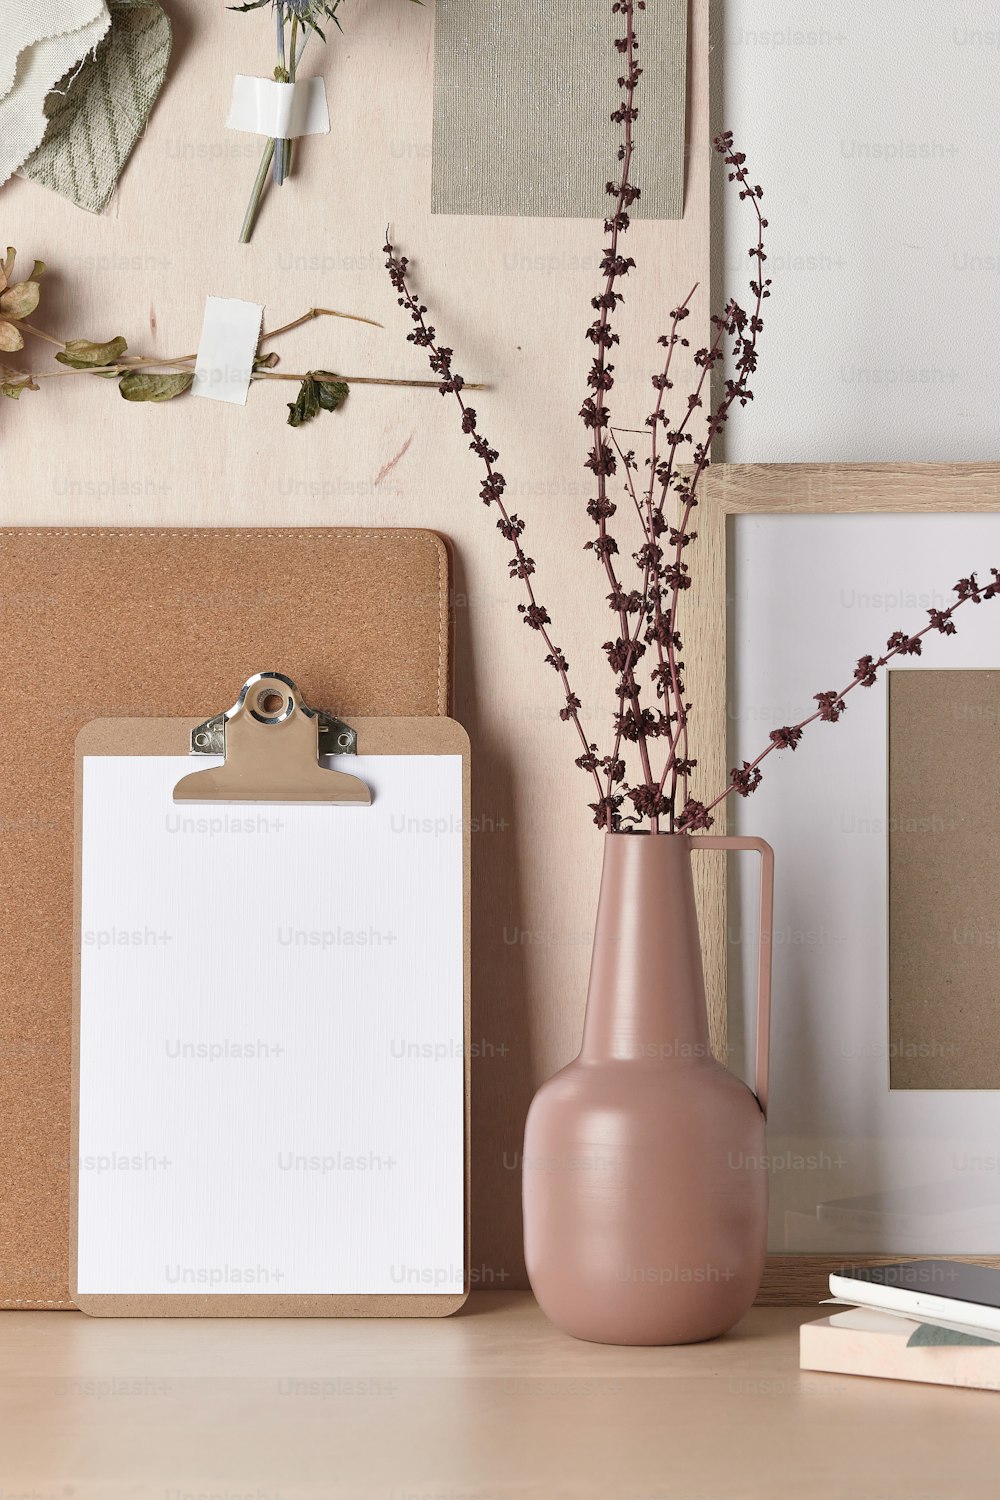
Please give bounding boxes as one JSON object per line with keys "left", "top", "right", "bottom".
{"left": 0, "top": 527, "right": 452, "bottom": 1309}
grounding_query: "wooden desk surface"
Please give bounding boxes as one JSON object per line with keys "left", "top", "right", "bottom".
{"left": 0, "top": 1293, "right": 994, "bottom": 1498}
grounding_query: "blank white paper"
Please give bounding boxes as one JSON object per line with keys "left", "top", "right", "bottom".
{"left": 77, "top": 754, "right": 465, "bottom": 1296}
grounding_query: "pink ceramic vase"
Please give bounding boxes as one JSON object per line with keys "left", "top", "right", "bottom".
{"left": 522, "top": 831, "right": 774, "bottom": 1345}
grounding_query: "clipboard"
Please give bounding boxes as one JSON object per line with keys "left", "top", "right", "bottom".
{"left": 71, "top": 673, "right": 470, "bottom": 1317}
{"left": 0, "top": 525, "right": 453, "bottom": 1312}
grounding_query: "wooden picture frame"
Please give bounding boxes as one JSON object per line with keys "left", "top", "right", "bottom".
{"left": 686, "top": 462, "right": 1000, "bottom": 1304}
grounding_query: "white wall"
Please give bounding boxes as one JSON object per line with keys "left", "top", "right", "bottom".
{"left": 721, "top": 3, "right": 1000, "bottom": 462}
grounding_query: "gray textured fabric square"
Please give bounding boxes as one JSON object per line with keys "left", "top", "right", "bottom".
{"left": 432, "top": 0, "right": 687, "bottom": 220}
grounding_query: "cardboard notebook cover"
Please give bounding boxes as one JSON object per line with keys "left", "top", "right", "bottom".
{"left": 0, "top": 527, "right": 452, "bottom": 1310}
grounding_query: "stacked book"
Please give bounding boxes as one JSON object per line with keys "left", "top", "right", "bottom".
{"left": 800, "top": 1260, "right": 1000, "bottom": 1391}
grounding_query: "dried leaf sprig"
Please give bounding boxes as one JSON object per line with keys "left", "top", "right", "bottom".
{"left": 0, "top": 254, "right": 476, "bottom": 427}
{"left": 0, "top": 249, "right": 45, "bottom": 395}
{"left": 385, "top": 0, "right": 997, "bottom": 832}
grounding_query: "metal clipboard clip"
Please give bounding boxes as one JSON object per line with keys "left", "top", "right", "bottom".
{"left": 172, "top": 671, "right": 371, "bottom": 805}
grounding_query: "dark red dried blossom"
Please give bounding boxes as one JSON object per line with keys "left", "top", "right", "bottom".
{"left": 677, "top": 800, "right": 713, "bottom": 832}
{"left": 928, "top": 607, "right": 956, "bottom": 635}
{"left": 854, "top": 655, "right": 879, "bottom": 687}
{"left": 603, "top": 637, "right": 646, "bottom": 672}
{"left": 815, "top": 691, "right": 848, "bottom": 723}
{"left": 519, "top": 603, "right": 550, "bottom": 630}
{"left": 628, "top": 783, "right": 670, "bottom": 819}
{"left": 731, "top": 762, "right": 763, "bottom": 798}
{"left": 607, "top": 587, "right": 643, "bottom": 613}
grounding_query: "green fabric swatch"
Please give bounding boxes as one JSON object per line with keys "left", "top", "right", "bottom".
{"left": 18, "top": 0, "right": 171, "bottom": 214}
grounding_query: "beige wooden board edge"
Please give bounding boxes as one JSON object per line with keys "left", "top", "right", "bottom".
{"left": 71, "top": 715, "right": 471, "bottom": 1319}
{"left": 692, "top": 463, "right": 1000, "bottom": 1301}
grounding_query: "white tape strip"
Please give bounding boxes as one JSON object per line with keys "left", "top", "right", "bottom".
{"left": 226, "top": 76, "right": 330, "bottom": 138}
{"left": 191, "top": 296, "right": 264, "bottom": 407}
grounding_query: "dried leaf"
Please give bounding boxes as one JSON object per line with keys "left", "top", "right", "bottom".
{"left": 254, "top": 350, "right": 279, "bottom": 370}
{"left": 0, "top": 280, "right": 40, "bottom": 319}
{"left": 2, "top": 373, "right": 39, "bottom": 399}
{"left": 315, "top": 372, "right": 349, "bottom": 411}
{"left": 30, "top": 261, "right": 45, "bottom": 281}
{"left": 56, "top": 336, "right": 129, "bottom": 369}
{"left": 0, "top": 248, "right": 13, "bottom": 293}
{"left": 287, "top": 376, "right": 319, "bottom": 428}
{"left": 118, "top": 370, "right": 193, "bottom": 402}
{"left": 286, "top": 371, "right": 349, "bottom": 428}
{"left": 0, "top": 320, "right": 24, "bottom": 353}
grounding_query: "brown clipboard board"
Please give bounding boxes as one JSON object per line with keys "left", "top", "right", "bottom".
{"left": 0, "top": 526, "right": 453, "bottom": 1312}
{"left": 71, "top": 689, "right": 470, "bottom": 1318}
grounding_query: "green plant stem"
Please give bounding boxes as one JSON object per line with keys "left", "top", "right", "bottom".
{"left": 239, "top": 139, "right": 276, "bottom": 244}
{"left": 274, "top": 14, "right": 299, "bottom": 186}
{"left": 242, "top": 24, "right": 309, "bottom": 241}
{"left": 13, "top": 322, "right": 63, "bottom": 348}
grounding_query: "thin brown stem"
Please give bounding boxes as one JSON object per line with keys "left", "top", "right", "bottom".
{"left": 606, "top": 427, "right": 653, "bottom": 820}
{"left": 384, "top": 245, "right": 606, "bottom": 813}
{"left": 580, "top": 0, "right": 661, "bottom": 826}
{"left": 21, "top": 363, "right": 455, "bottom": 392}
{"left": 656, "top": 157, "right": 768, "bottom": 818}
{"left": 12, "top": 322, "right": 65, "bottom": 349}
{"left": 697, "top": 577, "right": 999, "bottom": 825}
{"left": 637, "top": 286, "right": 698, "bottom": 827}
{"left": 253, "top": 372, "right": 485, "bottom": 389}
{"left": 262, "top": 306, "right": 384, "bottom": 340}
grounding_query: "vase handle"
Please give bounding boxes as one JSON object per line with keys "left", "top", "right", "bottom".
{"left": 689, "top": 835, "right": 774, "bottom": 1118}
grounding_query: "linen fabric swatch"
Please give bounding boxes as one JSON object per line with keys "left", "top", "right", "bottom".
{"left": 432, "top": 0, "right": 687, "bottom": 219}
{"left": 0, "top": 0, "right": 105, "bottom": 100}
{"left": 18, "top": 0, "right": 172, "bottom": 214}
{"left": 0, "top": 0, "right": 110, "bottom": 186}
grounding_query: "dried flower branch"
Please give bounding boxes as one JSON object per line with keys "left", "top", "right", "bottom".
{"left": 384, "top": 240, "right": 606, "bottom": 808}
{"left": 578, "top": 0, "right": 661, "bottom": 829}
{"left": 0, "top": 256, "right": 479, "bottom": 426}
{"left": 385, "top": 1, "right": 764, "bottom": 830}
{"left": 678, "top": 569, "right": 1000, "bottom": 830}
{"left": 384, "top": 0, "right": 994, "bottom": 835}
